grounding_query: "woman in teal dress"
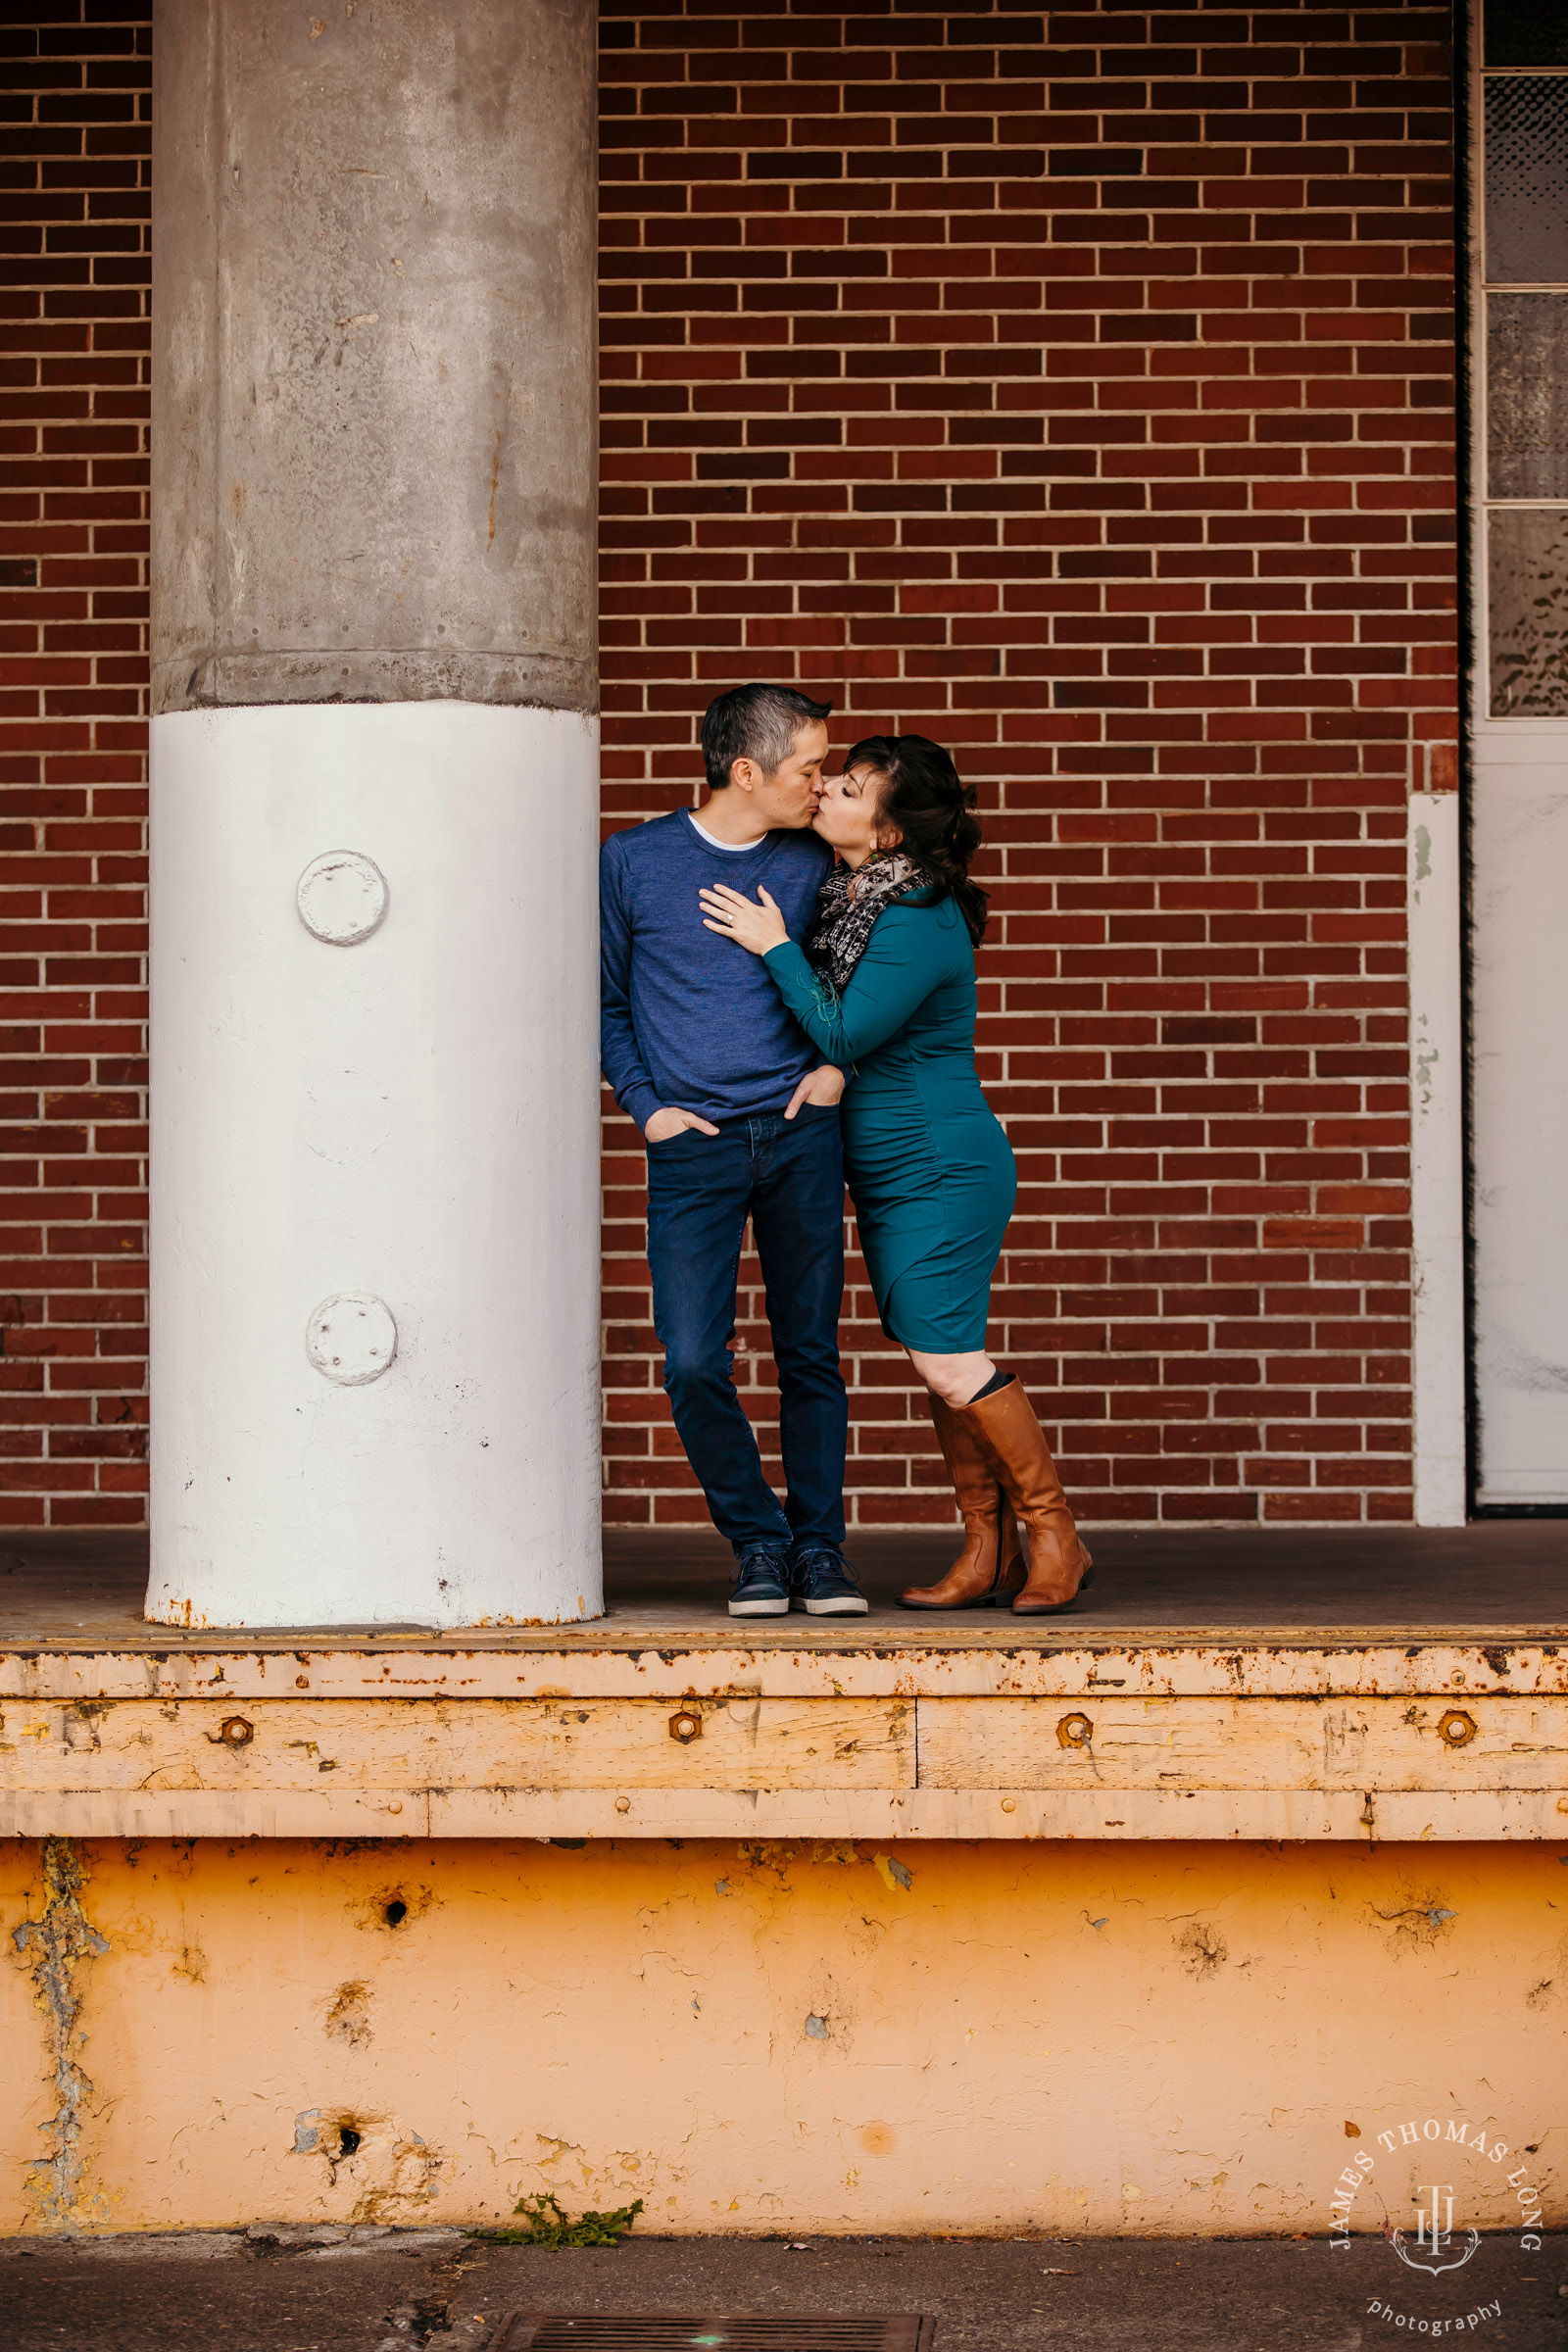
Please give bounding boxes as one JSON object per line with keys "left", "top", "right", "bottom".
{"left": 700, "top": 733, "right": 1094, "bottom": 1617}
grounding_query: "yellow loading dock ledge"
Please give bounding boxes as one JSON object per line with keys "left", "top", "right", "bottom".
{"left": 7, "top": 1533, "right": 1566, "bottom": 1844}
{"left": 6, "top": 1543, "right": 1568, "bottom": 2239}
{"left": 7, "top": 1623, "right": 1567, "bottom": 1845}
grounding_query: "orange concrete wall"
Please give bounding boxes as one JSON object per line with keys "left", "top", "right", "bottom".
{"left": 3, "top": 1836, "right": 1562, "bottom": 2237}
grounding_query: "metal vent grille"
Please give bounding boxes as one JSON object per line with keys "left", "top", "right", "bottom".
{"left": 491, "top": 2318, "right": 933, "bottom": 2352}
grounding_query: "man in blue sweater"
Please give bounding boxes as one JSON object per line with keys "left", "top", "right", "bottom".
{"left": 601, "top": 683, "right": 865, "bottom": 1617}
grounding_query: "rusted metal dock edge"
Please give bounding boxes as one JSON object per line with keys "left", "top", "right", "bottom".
{"left": 4, "top": 1626, "right": 1566, "bottom": 1843}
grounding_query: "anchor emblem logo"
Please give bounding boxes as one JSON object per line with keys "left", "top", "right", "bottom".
{"left": 1392, "top": 2183, "right": 1481, "bottom": 2275}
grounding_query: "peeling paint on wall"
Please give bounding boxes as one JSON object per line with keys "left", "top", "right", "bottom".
{"left": 1, "top": 1837, "right": 1564, "bottom": 2238}
{"left": 324, "top": 1981, "right": 373, "bottom": 2045}
{"left": 10, "top": 1838, "right": 110, "bottom": 2229}
{"left": 353, "top": 2131, "right": 445, "bottom": 2225}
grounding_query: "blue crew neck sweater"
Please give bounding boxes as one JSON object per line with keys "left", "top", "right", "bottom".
{"left": 600, "top": 808, "right": 834, "bottom": 1131}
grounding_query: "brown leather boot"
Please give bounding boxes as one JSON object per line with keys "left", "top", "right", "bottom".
{"left": 897, "top": 1394, "right": 1026, "bottom": 1610}
{"left": 956, "top": 1376, "right": 1094, "bottom": 1614}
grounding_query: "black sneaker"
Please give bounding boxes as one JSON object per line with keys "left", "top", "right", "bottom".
{"left": 728, "top": 1545, "right": 792, "bottom": 1617}
{"left": 790, "top": 1547, "right": 869, "bottom": 1616}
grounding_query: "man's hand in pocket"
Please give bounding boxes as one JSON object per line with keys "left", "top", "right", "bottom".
{"left": 644, "top": 1105, "right": 721, "bottom": 1143}
{"left": 783, "top": 1065, "right": 847, "bottom": 1120}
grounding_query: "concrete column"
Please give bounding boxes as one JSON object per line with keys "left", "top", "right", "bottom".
{"left": 147, "top": 0, "right": 602, "bottom": 1628}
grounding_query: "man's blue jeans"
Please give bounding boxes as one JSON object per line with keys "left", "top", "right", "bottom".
{"left": 645, "top": 1104, "right": 848, "bottom": 1555}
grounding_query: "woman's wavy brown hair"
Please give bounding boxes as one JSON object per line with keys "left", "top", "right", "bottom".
{"left": 843, "top": 733, "right": 989, "bottom": 948}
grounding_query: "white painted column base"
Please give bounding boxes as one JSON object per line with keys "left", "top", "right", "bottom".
{"left": 1408, "top": 790, "right": 1466, "bottom": 1526}
{"left": 148, "top": 703, "right": 603, "bottom": 1628}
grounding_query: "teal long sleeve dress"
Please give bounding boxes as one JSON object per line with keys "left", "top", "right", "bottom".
{"left": 762, "top": 892, "right": 1016, "bottom": 1353}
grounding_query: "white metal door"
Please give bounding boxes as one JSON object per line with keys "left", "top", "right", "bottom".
{"left": 1470, "top": 734, "right": 1568, "bottom": 1499}
{"left": 1470, "top": 10, "right": 1568, "bottom": 1502}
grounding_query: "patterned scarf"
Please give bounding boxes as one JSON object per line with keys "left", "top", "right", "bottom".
{"left": 805, "top": 850, "right": 936, "bottom": 996}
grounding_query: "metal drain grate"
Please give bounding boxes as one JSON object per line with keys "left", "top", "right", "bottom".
{"left": 490, "top": 2320, "right": 933, "bottom": 2352}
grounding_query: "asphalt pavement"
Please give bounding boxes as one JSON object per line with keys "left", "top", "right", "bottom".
{"left": 2, "top": 2228, "right": 1566, "bottom": 2350}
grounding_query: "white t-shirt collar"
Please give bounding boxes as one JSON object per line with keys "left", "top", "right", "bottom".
{"left": 688, "top": 809, "right": 767, "bottom": 854}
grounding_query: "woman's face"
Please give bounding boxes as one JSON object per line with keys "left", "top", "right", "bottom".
{"left": 812, "top": 762, "right": 897, "bottom": 863}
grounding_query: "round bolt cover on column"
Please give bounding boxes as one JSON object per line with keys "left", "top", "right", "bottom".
{"left": 307, "top": 1292, "right": 398, "bottom": 1385}
{"left": 297, "top": 851, "right": 389, "bottom": 945}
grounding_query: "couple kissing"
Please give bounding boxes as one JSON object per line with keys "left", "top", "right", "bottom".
{"left": 600, "top": 681, "right": 1093, "bottom": 1622}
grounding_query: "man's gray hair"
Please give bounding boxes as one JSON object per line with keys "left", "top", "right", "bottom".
{"left": 701, "top": 682, "right": 834, "bottom": 790}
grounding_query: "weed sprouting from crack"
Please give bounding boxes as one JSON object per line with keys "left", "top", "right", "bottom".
{"left": 469, "top": 2193, "right": 644, "bottom": 2248}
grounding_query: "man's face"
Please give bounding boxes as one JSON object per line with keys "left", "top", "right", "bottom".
{"left": 736, "top": 721, "right": 829, "bottom": 828}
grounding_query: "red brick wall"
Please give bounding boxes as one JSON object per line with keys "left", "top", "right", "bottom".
{"left": 0, "top": 7, "right": 150, "bottom": 1528}
{"left": 600, "top": 0, "right": 1457, "bottom": 1529}
{"left": 0, "top": 0, "right": 1455, "bottom": 1531}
